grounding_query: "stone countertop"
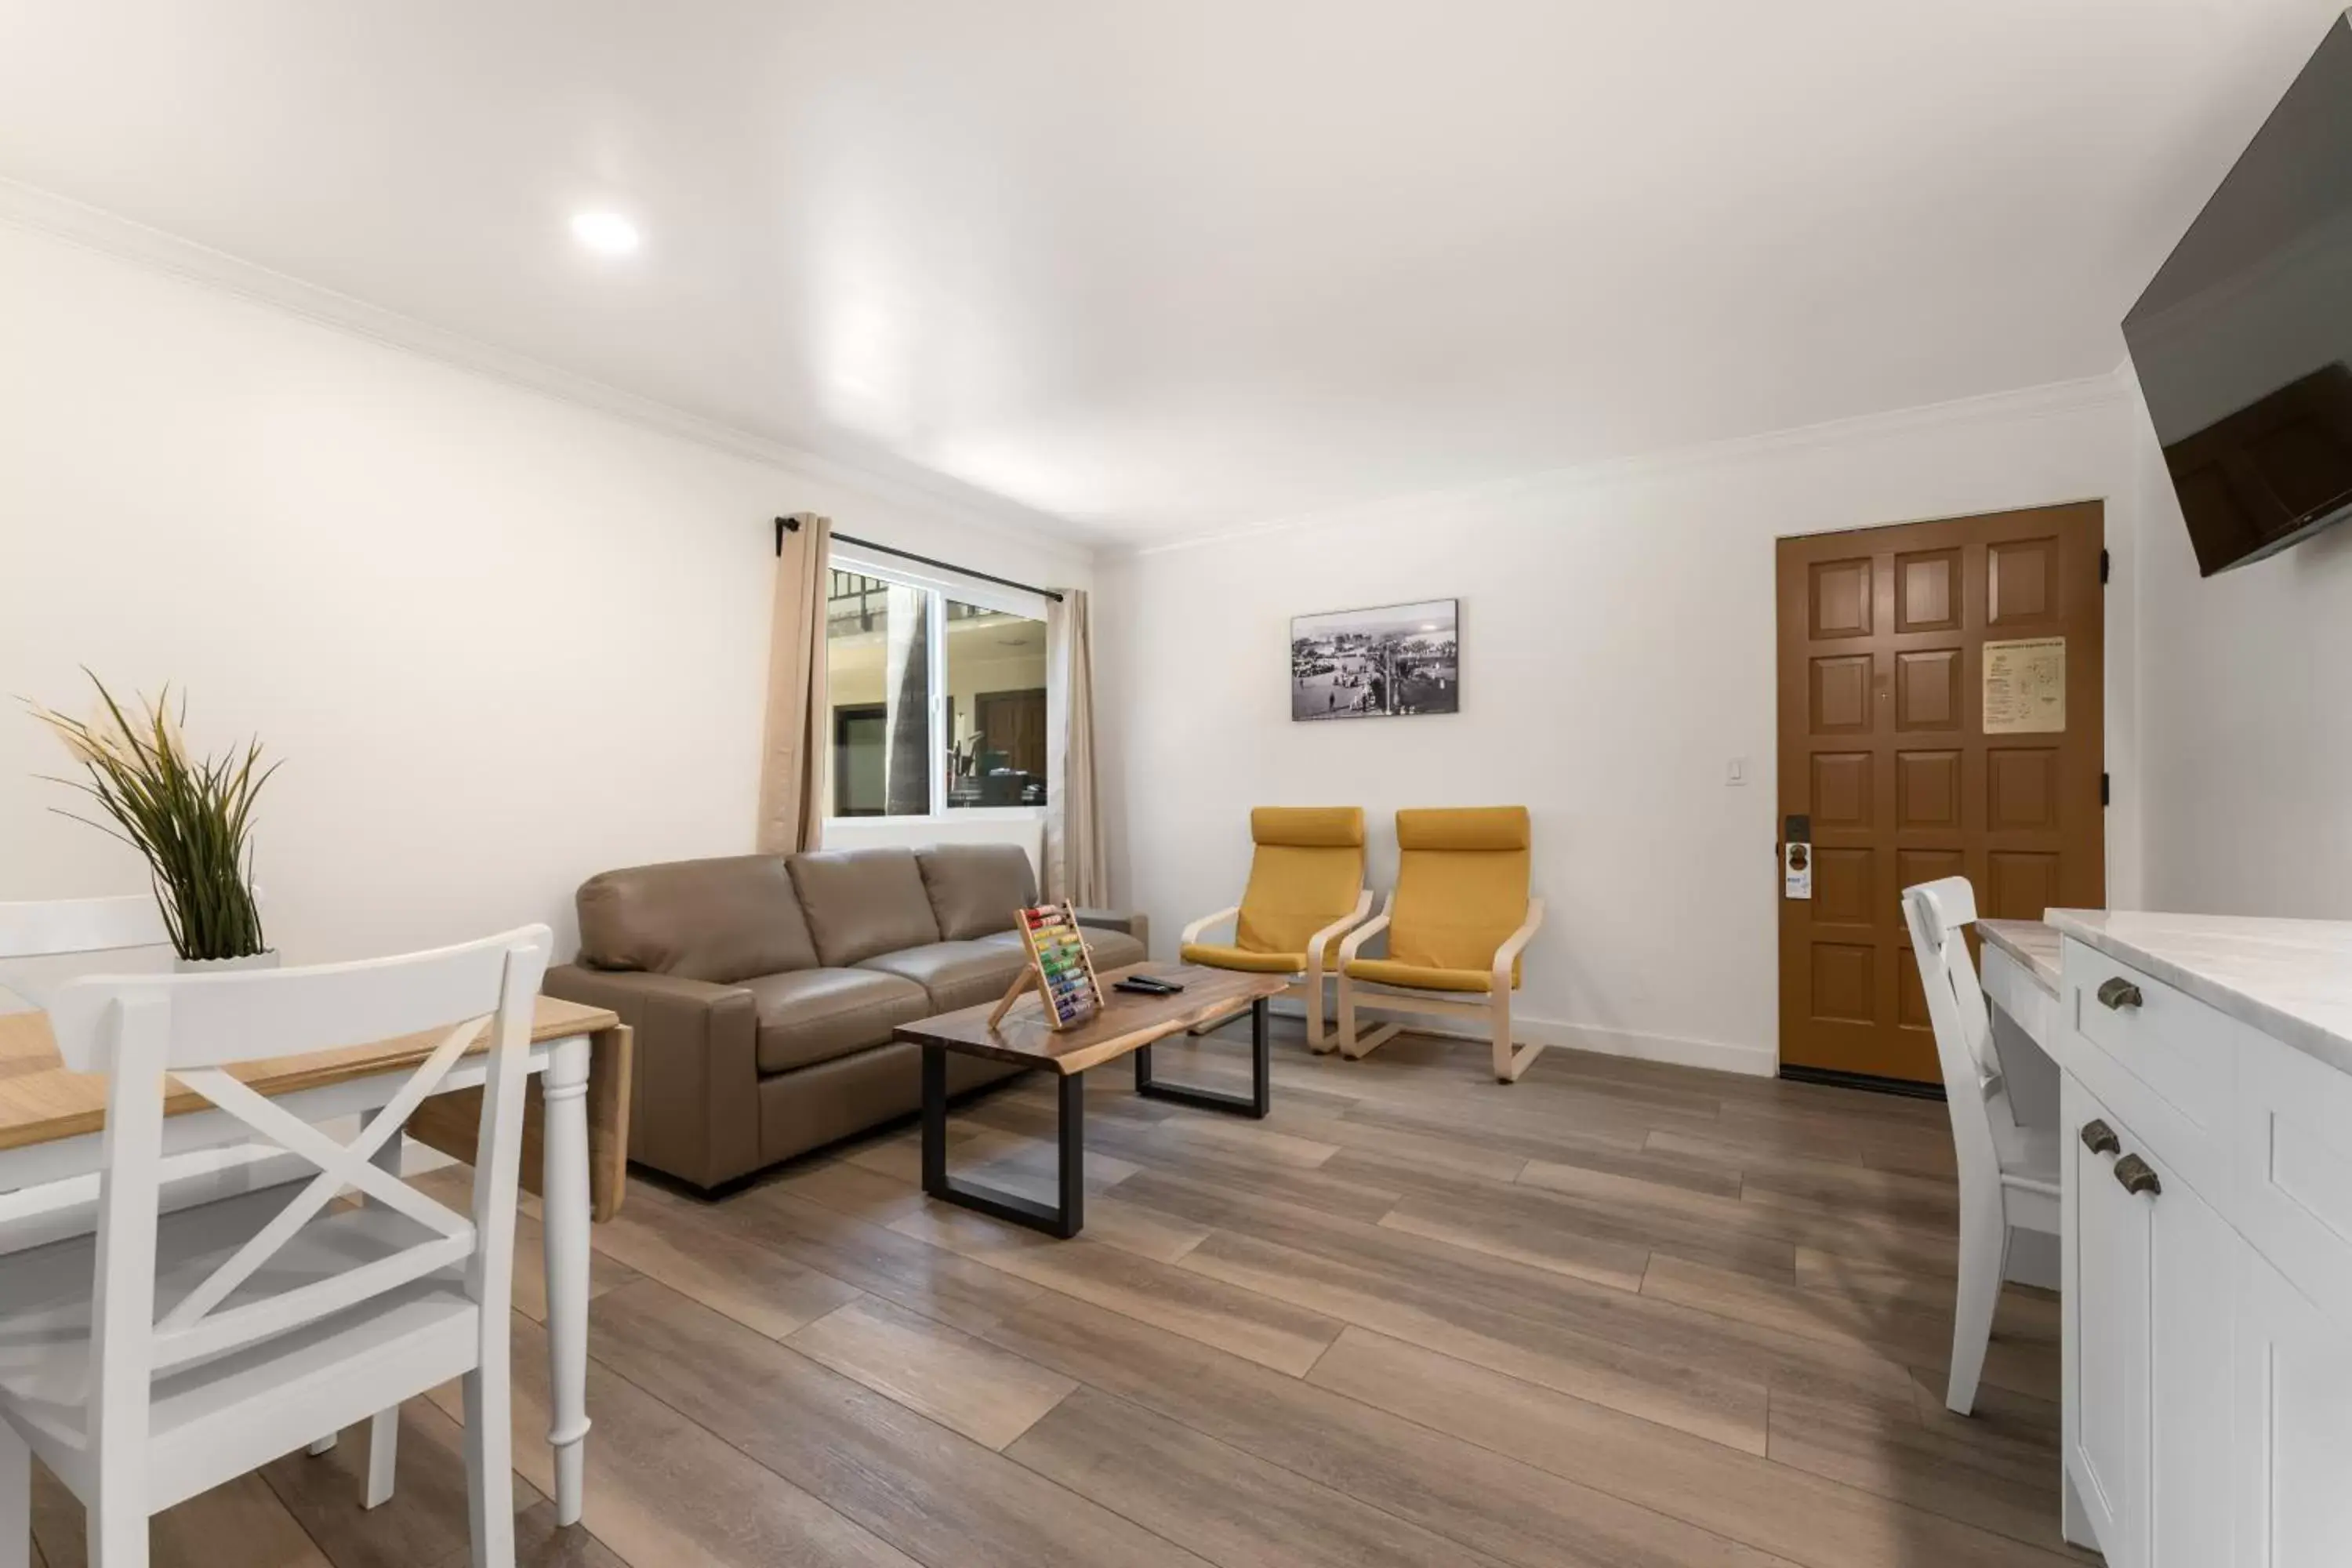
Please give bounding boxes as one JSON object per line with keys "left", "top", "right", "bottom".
{"left": 1979, "top": 919, "right": 2060, "bottom": 996}
{"left": 2046, "top": 909, "right": 2352, "bottom": 1075}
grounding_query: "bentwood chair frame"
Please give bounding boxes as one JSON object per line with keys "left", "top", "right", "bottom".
{"left": 1334, "top": 808, "right": 1546, "bottom": 1083}
{"left": 1178, "top": 808, "right": 1374, "bottom": 1051}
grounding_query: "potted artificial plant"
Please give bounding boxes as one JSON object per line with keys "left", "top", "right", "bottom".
{"left": 28, "top": 674, "right": 278, "bottom": 970}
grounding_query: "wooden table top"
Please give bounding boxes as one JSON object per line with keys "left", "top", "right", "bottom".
{"left": 895, "top": 964, "right": 1289, "bottom": 1077}
{"left": 0, "top": 994, "right": 619, "bottom": 1152}
{"left": 1979, "top": 918, "right": 2061, "bottom": 996}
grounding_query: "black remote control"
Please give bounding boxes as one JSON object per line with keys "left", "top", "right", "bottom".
{"left": 1118, "top": 975, "right": 1184, "bottom": 994}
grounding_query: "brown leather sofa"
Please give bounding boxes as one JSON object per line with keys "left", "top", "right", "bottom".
{"left": 542, "top": 844, "right": 1149, "bottom": 1192}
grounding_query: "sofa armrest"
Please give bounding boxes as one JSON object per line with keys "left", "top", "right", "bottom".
{"left": 1072, "top": 907, "right": 1150, "bottom": 956}
{"left": 542, "top": 964, "right": 762, "bottom": 1192}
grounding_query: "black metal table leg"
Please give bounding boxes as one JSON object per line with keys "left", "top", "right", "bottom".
{"left": 1134, "top": 996, "right": 1272, "bottom": 1118}
{"left": 921, "top": 1044, "right": 1085, "bottom": 1238}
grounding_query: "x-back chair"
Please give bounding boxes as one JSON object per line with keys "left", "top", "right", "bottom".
{"left": 0, "top": 895, "right": 321, "bottom": 1258}
{"left": 1901, "top": 876, "right": 2060, "bottom": 1416}
{"left": 1179, "top": 807, "right": 1372, "bottom": 1051}
{"left": 0, "top": 926, "right": 551, "bottom": 1566}
{"left": 1337, "top": 806, "right": 1546, "bottom": 1082}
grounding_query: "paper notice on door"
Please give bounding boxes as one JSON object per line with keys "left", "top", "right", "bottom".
{"left": 1983, "top": 637, "right": 2065, "bottom": 734}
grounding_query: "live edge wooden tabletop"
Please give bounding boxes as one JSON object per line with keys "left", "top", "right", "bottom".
{"left": 0, "top": 994, "right": 633, "bottom": 1221}
{"left": 896, "top": 963, "right": 1289, "bottom": 1077}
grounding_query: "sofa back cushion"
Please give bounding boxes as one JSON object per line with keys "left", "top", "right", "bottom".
{"left": 787, "top": 848, "right": 944, "bottom": 966}
{"left": 916, "top": 844, "right": 1039, "bottom": 940}
{"left": 576, "top": 855, "right": 818, "bottom": 983}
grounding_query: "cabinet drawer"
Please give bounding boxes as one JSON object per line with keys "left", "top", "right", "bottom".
{"left": 2061, "top": 942, "right": 2241, "bottom": 1203}
{"left": 2234, "top": 1030, "right": 2352, "bottom": 1329}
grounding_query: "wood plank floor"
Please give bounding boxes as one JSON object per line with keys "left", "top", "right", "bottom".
{"left": 31, "top": 1024, "right": 2097, "bottom": 1567}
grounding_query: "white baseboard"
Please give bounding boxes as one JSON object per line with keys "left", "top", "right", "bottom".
{"left": 1261, "top": 997, "right": 1776, "bottom": 1079}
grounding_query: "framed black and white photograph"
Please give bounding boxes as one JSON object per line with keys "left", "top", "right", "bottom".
{"left": 1290, "top": 598, "right": 1459, "bottom": 720}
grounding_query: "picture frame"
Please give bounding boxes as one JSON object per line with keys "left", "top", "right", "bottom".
{"left": 1290, "top": 597, "right": 1460, "bottom": 721}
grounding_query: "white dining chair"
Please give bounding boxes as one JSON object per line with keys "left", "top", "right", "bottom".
{"left": 0, "top": 895, "right": 182, "bottom": 1009}
{"left": 0, "top": 924, "right": 551, "bottom": 1568}
{"left": 1900, "top": 877, "right": 2060, "bottom": 1417}
{"left": 0, "top": 896, "right": 316, "bottom": 1253}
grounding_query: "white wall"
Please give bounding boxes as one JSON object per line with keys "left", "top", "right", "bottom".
{"left": 1096, "top": 379, "right": 2142, "bottom": 1075}
{"left": 2131, "top": 378, "right": 2352, "bottom": 916}
{"left": 0, "top": 220, "right": 1091, "bottom": 965}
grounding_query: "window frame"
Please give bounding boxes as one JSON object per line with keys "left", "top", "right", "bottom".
{"left": 823, "top": 544, "right": 1052, "bottom": 824}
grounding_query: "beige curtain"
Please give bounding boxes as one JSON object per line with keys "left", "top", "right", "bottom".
{"left": 1044, "top": 587, "right": 1108, "bottom": 905}
{"left": 756, "top": 513, "right": 831, "bottom": 853}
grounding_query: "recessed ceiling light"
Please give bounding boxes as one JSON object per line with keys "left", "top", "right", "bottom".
{"left": 570, "top": 211, "right": 641, "bottom": 256}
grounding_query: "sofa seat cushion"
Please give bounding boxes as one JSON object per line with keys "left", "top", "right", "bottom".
{"left": 977, "top": 926, "right": 1147, "bottom": 973}
{"left": 1081, "top": 927, "right": 1147, "bottom": 971}
{"left": 855, "top": 941, "right": 1030, "bottom": 1014}
{"left": 743, "top": 967, "right": 934, "bottom": 1076}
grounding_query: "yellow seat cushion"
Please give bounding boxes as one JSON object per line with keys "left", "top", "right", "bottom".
{"left": 1181, "top": 942, "right": 1312, "bottom": 975}
{"left": 1386, "top": 805, "right": 1532, "bottom": 984}
{"left": 1342, "top": 957, "right": 1508, "bottom": 993}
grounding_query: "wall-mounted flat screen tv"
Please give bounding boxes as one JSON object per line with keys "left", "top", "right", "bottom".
{"left": 2125, "top": 10, "right": 2352, "bottom": 575}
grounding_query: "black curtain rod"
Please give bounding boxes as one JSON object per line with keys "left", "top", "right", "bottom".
{"left": 775, "top": 515, "right": 1065, "bottom": 603}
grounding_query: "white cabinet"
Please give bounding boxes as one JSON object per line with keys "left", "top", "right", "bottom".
{"left": 2063, "top": 1075, "right": 2143, "bottom": 1561}
{"left": 2146, "top": 1138, "right": 2234, "bottom": 1568}
{"left": 2235, "top": 1248, "right": 2352, "bottom": 1566}
{"left": 2063, "top": 1076, "right": 2234, "bottom": 1568}
{"left": 2060, "top": 931, "right": 2352, "bottom": 1568}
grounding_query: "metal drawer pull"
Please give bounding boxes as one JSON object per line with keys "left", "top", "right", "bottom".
{"left": 2096, "top": 977, "right": 2144, "bottom": 1011}
{"left": 2079, "top": 1120, "right": 2120, "bottom": 1156}
{"left": 2112, "top": 1153, "right": 2161, "bottom": 1198}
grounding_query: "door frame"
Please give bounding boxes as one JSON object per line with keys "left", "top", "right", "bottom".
{"left": 1773, "top": 500, "right": 2108, "bottom": 1093}
{"left": 831, "top": 702, "right": 889, "bottom": 818}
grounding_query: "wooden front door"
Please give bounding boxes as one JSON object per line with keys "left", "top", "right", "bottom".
{"left": 1776, "top": 503, "right": 2106, "bottom": 1086}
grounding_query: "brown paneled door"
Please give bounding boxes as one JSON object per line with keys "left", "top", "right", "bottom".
{"left": 1777, "top": 503, "right": 2105, "bottom": 1087}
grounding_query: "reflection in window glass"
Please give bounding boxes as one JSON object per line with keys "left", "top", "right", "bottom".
{"left": 825, "top": 570, "right": 934, "bottom": 816}
{"left": 943, "top": 598, "right": 1049, "bottom": 808}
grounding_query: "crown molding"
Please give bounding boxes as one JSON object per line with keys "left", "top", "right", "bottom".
{"left": 0, "top": 177, "right": 1097, "bottom": 567}
{"left": 1123, "top": 365, "right": 2136, "bottom": 559}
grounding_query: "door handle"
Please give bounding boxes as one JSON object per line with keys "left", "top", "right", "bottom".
{"left": 2096, "top": 977, "right": 2143, "bottom": 1011}
{"left": 2079, "top": 1120, "right": 2120, "bottom": 1156}
{"left": 2112, "top": 1153, "right": 2161, "bottom": 1198}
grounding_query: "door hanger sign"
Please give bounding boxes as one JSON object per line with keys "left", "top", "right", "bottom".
{"left": 1783, "top": 815, "right": 1812, "bottom": 900}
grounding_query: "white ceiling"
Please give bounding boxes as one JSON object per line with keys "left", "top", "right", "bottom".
{"left": 0, "top": 1, "right": 2337, "bottom": 547}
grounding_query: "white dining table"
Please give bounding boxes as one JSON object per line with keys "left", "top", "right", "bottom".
{"left": 0, "top": 995, "right": 625, "bottom": 1527}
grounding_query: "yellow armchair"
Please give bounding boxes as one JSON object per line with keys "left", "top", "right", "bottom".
{"left": 1337, "top": 806, "right": 1547, "bottom": 1082}
{"left": 1179, "top": 807, "right": 1372, "bottom": 1051}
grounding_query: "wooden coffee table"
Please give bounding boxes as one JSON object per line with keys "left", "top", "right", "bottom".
{"left": 894, "top": 962, "right": 1289, "bottom": 1238}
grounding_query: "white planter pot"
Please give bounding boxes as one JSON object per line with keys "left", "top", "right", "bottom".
{"left": 174, "top": 950, "right": 281, "bottom": 974}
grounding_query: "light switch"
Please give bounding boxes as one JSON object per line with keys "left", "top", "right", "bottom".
{"left": 1726, "top": 757, "right": 1748, "bottom": 786}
